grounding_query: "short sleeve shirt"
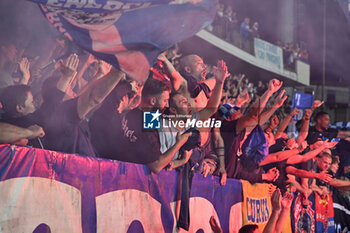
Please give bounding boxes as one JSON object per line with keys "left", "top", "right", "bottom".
{"left": 44, "top": 98, "right": 96, "bottom": 156}
{"left": 89, "top": 102, "right": 125, "bottom": 159}
{"left": 306, "top": 126, "right": 338, "bottom": 144}
{"left": 117, "top": 108, "right": 161, "bottom": 164}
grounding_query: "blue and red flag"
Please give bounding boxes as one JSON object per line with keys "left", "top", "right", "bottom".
{"left": 27, "top": 0, "right": 217, "bottom": 82}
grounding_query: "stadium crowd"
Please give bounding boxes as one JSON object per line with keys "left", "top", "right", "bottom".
{"left": 210, "top": 1, "right": 310, "bottom": 70}
{"left": 0, "top": 33, "right": 349, "bottom": 232}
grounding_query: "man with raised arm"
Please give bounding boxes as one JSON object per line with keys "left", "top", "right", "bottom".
{"left": 158, "top": 53, "right": 216, "bottom": 112}
{"left": 0, "top": 54, "right": 79, "bottom": 148}
{"left": 43, "top": 66, "right": 125, "bottom": 156}
{"left": 158, "top": 60, "right": 229, "bottom": 177}
{"left": 221, "top": 79, "right": 286, "bottom": 183}
{"left": 115, "top": 76, "right": 192, "bottom": 173}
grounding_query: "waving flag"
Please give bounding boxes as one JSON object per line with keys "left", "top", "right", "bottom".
{"left": 329, "top": 121, "right": 350, "bottom": 130}
{"left": 291, "top": 92, "right": 313, "bottom": 109}
{"left": 28, "top": 0, "right": 217, "bottom": 82}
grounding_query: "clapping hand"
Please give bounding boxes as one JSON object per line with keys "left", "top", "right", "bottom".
{"left": 212, "top": 60, "right": 230, "bottom": 83}
{"left": 18, "top": 57, "right": 30, "bottom": 82}
{"left": 58, "top": 53, "right": 79, "bottom": 78}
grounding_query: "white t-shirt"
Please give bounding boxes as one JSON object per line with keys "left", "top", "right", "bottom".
{"left": 158, "top": 112, "right": 200, "bottom": 160}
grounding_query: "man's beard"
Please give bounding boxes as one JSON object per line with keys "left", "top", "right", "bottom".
{"left": 151, "top": 105, "right": 164, "bottom": 113}
{"left": 200, "top": 69, "right": 207, "bottom": 81}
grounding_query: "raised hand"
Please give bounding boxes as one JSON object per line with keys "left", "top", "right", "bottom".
{"left": 274, "top": 89, "right": 288, "bottom": 108}
{"left": 312, "top": 100, "right": 324, "bottom": 110}
{"left": 271, "top": 188, "right": 282, "bottom": 211}
{"left": 18, "top": 57, "right": 30, "bottom": 82}
{"left": 237, "top": 73, "right": 245, "bottom": 81}
{"left": 212, "top": 60, "right": 230, "bottom": 83}
{"left": 59, "top": 53, "right": 79, "bottom": 77}
{"left": 235, "top": 91, "right": 250, "bottom": 107}
{"left": 268, "top": 79, "right": 283, "bottom": 93}
{"left": 290, "top": 108, "right": 300, "bottom": 117}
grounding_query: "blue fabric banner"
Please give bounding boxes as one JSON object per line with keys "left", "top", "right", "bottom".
{"left": 0, "top": 145, "right": 242, "bottom": 233}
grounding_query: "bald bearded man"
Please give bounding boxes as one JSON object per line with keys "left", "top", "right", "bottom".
{"left": 158, "top": 54, "right": 228, "bottom": 183}
{"left": 158, "top": 53, "right": 216, "bottom": 112}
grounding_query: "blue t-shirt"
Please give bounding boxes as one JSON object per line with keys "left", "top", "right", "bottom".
{"left": 240, "top": 21, "right": 250, "bottom": 38}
